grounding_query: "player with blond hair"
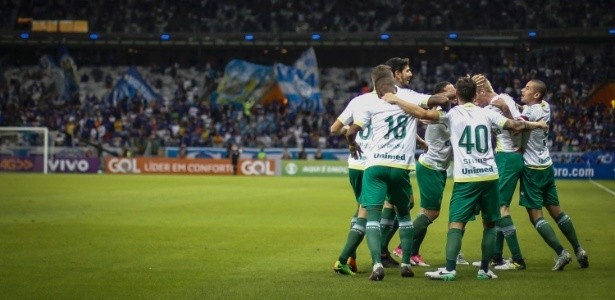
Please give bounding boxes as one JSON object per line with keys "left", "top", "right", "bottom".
{"left": 470, "top": 74, "right": 526, "bottom": 270}
{"left": 415, "top": 77, "right": 547, "bottom": 281}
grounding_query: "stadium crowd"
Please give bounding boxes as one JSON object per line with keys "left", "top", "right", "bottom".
{"left": 2, "top": 0, "right": 613, "bottom": 33}
{"left": 1, "top": 1, "right": 613, "bottom": 157}
{"left": 1, "top": 43, "right": 613, "bottom": 156}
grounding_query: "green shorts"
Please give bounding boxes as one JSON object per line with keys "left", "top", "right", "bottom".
{"left": 360, "top": 166, "right": 412, "bottom": 210}
{"left": 449, "top": 180, "right": 500, "bottom": 223}
{"left": 519, "top": 166, "right": 560, "bottom": 209}
{"left": 495, "top": 152, "right": 524, "bottom": 207}
{"left": 416, "top": 161, "right": 447, "bottom": 211}
{"left": 348, "top": 168, "right": 364, "bottom": 204}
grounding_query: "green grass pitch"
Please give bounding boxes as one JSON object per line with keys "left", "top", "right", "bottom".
{"left": 0, "top": 173, "right": 613, "bottom": 299}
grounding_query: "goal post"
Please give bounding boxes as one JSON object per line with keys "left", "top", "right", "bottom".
{"left": 0, "top": 126, "right": 50, "bottom": 174}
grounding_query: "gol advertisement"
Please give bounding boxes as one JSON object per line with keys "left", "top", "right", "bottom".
{"left": 104, "top": 157, "right": 276, "bottom": 176}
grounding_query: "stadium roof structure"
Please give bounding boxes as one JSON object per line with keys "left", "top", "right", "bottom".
{"left": 0, "top": 28, "right": 611, "bottom": 48}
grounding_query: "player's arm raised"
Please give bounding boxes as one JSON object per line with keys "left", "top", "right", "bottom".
{"left": 425, "top": 88, "right": 456, "bottom": 109}
{"left": 373, "top": 72, "right": 444, "bottom": 122}
{"left": 502, "top": 119, "right": 548, "bottom": 132}
{"left": 381, "top": 93, "right": 442, "bottom": 122}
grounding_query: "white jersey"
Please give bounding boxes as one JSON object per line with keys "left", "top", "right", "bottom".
{"left": 520, "top": 101, "right": 552, "bottom": 168}
{"left": 486, "top": 93, "right": 523, "bottom": 152}
{"left": 337, "top": 91, "right": 379, "bottom": 170}
{"left": 355, "top": 87, "right": 429, "bottom": 170}
{"left": 418, "top": 117, "right": 452, "bottom": 171}
{"left": 442, "top": 103, "right": 508, "bottom": 182}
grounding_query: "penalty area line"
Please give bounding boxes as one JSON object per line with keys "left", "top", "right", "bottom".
{"left": 589, "top": 179, "right": 615, "bottom": 197}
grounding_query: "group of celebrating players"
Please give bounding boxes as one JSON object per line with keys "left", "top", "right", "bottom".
{"left": 330, "top": 57, "right": 589, "bottom": 281}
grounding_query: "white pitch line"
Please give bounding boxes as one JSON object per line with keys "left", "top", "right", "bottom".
{"left": 589, "top": 179, "right": 615, "bottom": 197}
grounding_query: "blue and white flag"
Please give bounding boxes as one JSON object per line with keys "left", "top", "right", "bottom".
{"left": 39, "top": 54, "right": 75, "bottom": 103}
{"left": 107, "top": 66, "right": 162, "bottom": 106}
{"left": 274, "top": 48, "right": 323, "bottom": 113}
{"left": 216, "top": 60, "right": 275, "bottom": 112}
{"left": 57, "top": 46, "right": 79, "bottom": 93}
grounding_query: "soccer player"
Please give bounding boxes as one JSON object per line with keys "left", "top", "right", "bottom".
{"left": 382, "top": 57, "right": 451, "bottom": 267}
{"left": 346, "top": 65, "right": 451, "bottom": 281}
{"left": 406, "top": 81, "right": 472, "bottom": 267}
{"left": 518, "top": 79, "right": 589, "bottom": 271}
{"left": 330, "top": 90, "right": 379, "bottom": 275}
{"left": 403, "top": 77, "right": 547, "bottom": 281}
{"left": 377, "top": 57, "right": 413, "bottom": 267}
{"left": 470, "top": 74, "right": 526, "bottom": 270}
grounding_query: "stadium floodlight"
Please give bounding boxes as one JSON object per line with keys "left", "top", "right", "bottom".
{"left": 160, "top": 33, "right": 170, "bottom": 40}
{"left": 89, "top": 33, "right": 99, "bottom": 40}
{"left": 448, "top": 32, "right": 458, "bottom": 39}
{"left": 19, "top": 32, "right": 29, "bottom": 39}
{"left": 380, "top": 33, "right": 390, "bottom": 40}
{"left": 528, "top": 31, "right": 537, "bottom": 37}
{"left": 244, "top": 34, "right": 254, "bottom": 41}
{"left": 311, "top": 33, "right": 321, "bottom": 41}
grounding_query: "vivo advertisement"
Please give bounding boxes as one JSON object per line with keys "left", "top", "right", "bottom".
{"left": 0, "top": 150, "right": 612, "bottom": 179}
{"left": 0, "top": 156, "right": 100, "bottom": 173}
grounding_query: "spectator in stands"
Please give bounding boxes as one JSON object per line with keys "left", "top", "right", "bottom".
{"left": 297, "top": 148, "right": 307, "bottom": 160}
{"left": 281, "top": 147, "right": 291, "bottom": 160}
{"left": 314, "top": 147, "right": 324, "bottom": 160}
{"left": 257, "top": 148, "right": 267, "bottom": 160}
{"left": 1, "top": 43, "right": 612, "bottom": 154}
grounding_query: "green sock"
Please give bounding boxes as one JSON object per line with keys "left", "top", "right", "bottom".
{"left": 397, "top": 215, "right": 414, "bottom": 265}
{"left": 379, "top": 207, "right": 396, "bottom": 253}
{"left": 338, "top": 218, "right": 366, "bottom": 264}
{"left": 500, "top": 215, "right": 523, "bottom": 260}
{"left": 411, "top": 214, "right": 432, "bottom": 256}
{"left": 481, "top": 227, "right": 496, "bottom": 272}
{"left": 494, "top": 226, "right": 504, "bottom": 261}
{"left": 366, "top": 206, "right": 383, "bottom": 264}
{"left": 349, "top": 214, "right": 358, "bottom": 258}
{"left": 445, "top": 228, "right": 463, "bottom": 271}
{"left": 385, "top": 219, "right": 399, "bottom": 252}
{"left": 555, "top": 213, "right": 581, "bottom": 250}
{"left": 350, "top": 215, "right": 358, "bottom": 229}
{"left": 534, "top": 217, "right": 564, "bottom": 255}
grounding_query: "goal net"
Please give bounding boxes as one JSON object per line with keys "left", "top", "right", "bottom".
{"left": 0, "top": 127, "right": 51, "bottom": 174}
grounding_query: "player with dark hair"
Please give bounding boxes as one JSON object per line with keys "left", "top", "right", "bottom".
{"left": 347, "top": 65, "right": 451, "bottom": 280}
{"left": 407, "top": 77, "right": 548, "bottom": 281}
{"left": 380, "top": 57, "right": 435, "bottom": 267}
{"left": 518, "top": 79, "right": 589, "bottom": 271}
{"left": 329, "top": 87, "right": 380, "bottom": 275}
{"left": 407, "top": 81, "right": 472, "bottom": 267}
